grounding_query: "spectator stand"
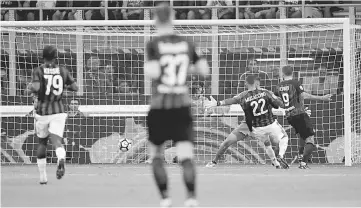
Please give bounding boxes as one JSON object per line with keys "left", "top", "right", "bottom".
{"left": 1, "top": 1, "right": 360, "bottom": 97}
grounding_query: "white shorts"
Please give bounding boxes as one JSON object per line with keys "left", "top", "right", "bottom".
{"left": 252, "top": 120, "right": 287, "bottom": 144}
{"left": 34, "top": 113, "right": 68, "bottom": 138}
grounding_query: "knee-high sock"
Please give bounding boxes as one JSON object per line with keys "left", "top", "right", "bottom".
{"left": 49, "top": 133, "right": 66, "bottom": 161}
{"left": 152, "top": 157, "right": 168, "bottom": 199}
{"left": 55, "top": 147, "right": 66, "bottom": 161}
{"left": 37, "top": 158, "right": 47, "bottom": 180}
{"left": 265, "top": 145, "right": 276, "bottom": 160}
{"left": 278, "top": 136, "right": 289, "bottom": 158}
{"left": 181, "top": 159, "right": 196, "bottom": 199}
{"left": 302, "top": 143, "right": 314, "bottom": 163}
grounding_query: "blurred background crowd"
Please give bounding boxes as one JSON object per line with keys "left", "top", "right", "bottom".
{"left": 1, "top": 0, "right": 354, "bottom": 21}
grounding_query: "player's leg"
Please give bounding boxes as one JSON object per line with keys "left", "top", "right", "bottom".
{"left": 206, "top": 131, "right": 246, "bottom": 167}
{"left": 175, "top": 107, "right": 198, "bottom": 207}
{"left": 176, "top": 141, "right": 198, "bottom": 207}
{"left": 35, "top": 116, "right": 50, "bottom": 184}
{"left": 295, "top": 114, "right": 315, "bottom": 169}
{"left": 149, "top": 142, "right": 171, "bottom": 207}
{"left": 269, "top": 121, "right": 289, "bottom": 169}
{"left": 298, "top": 136, "right": 305, "bottom": 162}
{"left": 253, "top": 126, "right": 281, "bottom": 168}
{"left": 48, "top": 113, "right": 67, "bottom": 179}
{"left": 288, "top": 115, "right": 304, "bottom": 163}
{"left": 264, "top": 139, "right": 281, "bottom": 168}
{"left": 37, "top": 137, "right": 49, "bottom": 185}
{"left": 147, "top": 109, "right": 171, "bottom": 207}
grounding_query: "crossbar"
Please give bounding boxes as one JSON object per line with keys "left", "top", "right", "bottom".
{"left": 0, "top": 18, "right": 348, "bottom": 27}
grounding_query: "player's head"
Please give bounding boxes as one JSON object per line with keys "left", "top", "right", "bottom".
{"left": 247, "top": 57, "right": 259, "bottom": 72}
{"left": 43, "top": 45, "right": 57, "bottom": 62}
{"left": 282, "top": 65, "right": 294, "bottom": 78}
{"left": 154, "top": 3, "right": 173, "bottom": 29}
{"left": 69, "top": 99, "right": 80, "bottom": 111}
{"left": 245, "top": 75, "right": 257, "bottom": 89}
{"left": 191, "top": 82, "right": 205, "bottom": 96}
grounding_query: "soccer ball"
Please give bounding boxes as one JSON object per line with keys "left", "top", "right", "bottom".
{"left": 118, "top": 138, "right": 132, "bottom": 152}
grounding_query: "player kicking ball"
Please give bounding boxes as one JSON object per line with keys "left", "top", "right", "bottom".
{"left": 144, "top": 3, "right": 209, "bottom": 207}
{"left": 205, "top": 76, "right": 289, "bottom": 169}
{"left": 26, "top": 45, "right": 78, "bottom": 184}
{"left": 276, "top": 66, "right": 332, "bottom": 169}
{"left": 205, "top": 77, "right": 289, "bottom": 168}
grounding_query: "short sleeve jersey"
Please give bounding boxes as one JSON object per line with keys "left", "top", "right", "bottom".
{"left": 235, "top": 89, "right": 279, "bottom": 128}
{"left": 32, "top": 63, "right": 75, "bottom": 115}
{"left": 146, "top": 34, "right": 200, "bottom": 110}
{"left": 276, "top": 79, "right": 305, "bottom": 117}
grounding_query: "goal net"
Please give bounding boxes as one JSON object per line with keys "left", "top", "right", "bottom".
{"left": 1, "top": 19, "right": 360, "bottom": 166}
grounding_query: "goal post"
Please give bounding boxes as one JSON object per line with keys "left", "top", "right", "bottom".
{"left": 1, "top": 18, "right": 360, "bottom": 166}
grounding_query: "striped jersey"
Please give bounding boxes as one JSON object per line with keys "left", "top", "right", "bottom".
{"left": 235, "top": 89, "right": 283, "bottom": 128}
{"left": 275, "top": 79, "right": 305, "bottom": 117}
{"left": 146, "top": 34, "right": 200, "bottom": 110}
{"left": 32, "top": 63, "right": 75, "bottom": 115}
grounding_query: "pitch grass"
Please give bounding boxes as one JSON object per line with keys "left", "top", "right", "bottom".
{"left": 1, "top": 164, "right": 361, "bottom": 207}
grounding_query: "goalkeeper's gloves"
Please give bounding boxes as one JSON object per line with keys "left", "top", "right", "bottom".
{"left": 204, "top": 96, "right": 218, "bottom": 109}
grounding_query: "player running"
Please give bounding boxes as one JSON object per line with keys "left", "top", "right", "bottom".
{"left": 276, "top": 66, "right": 332, "bottom": 169}
{"left": 145, "top": 3, "right": 209, "bottom": 207}
{"left": 205, "top": 76, "right": 289, "bottom": 169}
{"left": 205, "top": 77, "right": 289, "bottom": 168}
{"left": 26, "top": 45, "right": 78, "bottom": 184}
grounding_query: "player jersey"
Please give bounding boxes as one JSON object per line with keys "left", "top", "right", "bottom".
{"left": 275, "top": 79, "right": 305, "bottom": 117}
{"left": 235, "top": 89, "right": 282, "bottom": 128}
{"left": 146, "top": 34, "right": 200, "bottom": 110}
{"left": 32, "top": 63, "right": 75, "bottom": 116}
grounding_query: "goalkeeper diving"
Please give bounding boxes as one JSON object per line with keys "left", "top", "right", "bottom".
{"left": 204, "top": 76, "right": 291, "bottom": 169}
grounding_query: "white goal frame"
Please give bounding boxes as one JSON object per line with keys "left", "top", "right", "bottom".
{"left": 0, "top": 18, "right": 354, "bottom": 166}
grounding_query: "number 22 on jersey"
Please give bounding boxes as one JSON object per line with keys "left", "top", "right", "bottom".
{"left": 160, "top": 54, "right": 189, "bottom": 86}
{"left": 250, "top": 98, "right": 268, "bottom": 116}
{"left": 44, "top": 74, "right": 64, "bottom": 95}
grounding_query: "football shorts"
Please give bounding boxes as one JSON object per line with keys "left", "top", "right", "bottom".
{"left": 147, "top": 107, "right": 193, "bottom": 146}
{"left": 35, "top": 113, "right": 68, "bottom": 138}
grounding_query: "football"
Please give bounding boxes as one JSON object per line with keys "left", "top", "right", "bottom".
{"left": 118, "top": 138, "right": 132, "bottom": 152}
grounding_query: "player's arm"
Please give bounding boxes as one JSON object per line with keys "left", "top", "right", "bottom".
{"left": 295, "top": 81, "right": 332, "bottom": 101}
{"left": 267, "top": 90, "right": 285, "bottom": 109}
{"left": 189, "top": 44, "right": 209, "bottom": 76}
{"left": 204, "top": 93, "right": 243, "bottom": 109}
{"left": 301, "top": 92, "right": 332, "bottom": 101}
{"left": 65, "top": 69, "right": 78, "bottom": 91}
{"left": 144, "top": 41, "right": 161, "bottom": 79}
{"left": 26, "top": 67, "right": 41, "bottom": 94}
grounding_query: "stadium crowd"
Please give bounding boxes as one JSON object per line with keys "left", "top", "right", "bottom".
{"left": 1, "top": 0, "right": 347, "bottom": 21}
{"left": 0, "top": 0, "right": 356, "bottom": 97}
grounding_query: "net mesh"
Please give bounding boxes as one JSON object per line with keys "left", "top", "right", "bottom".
{"left": 0, "top": 23, "right": 359, "bottom": 165}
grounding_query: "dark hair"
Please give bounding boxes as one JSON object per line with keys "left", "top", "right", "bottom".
{"left": 43, "top": 45, "right": 57, "bottom": 61}
{"left": 246, "top": 75, "right": 256, "bottom": 84}
{"left": 282, "top": 65, "right": 293, "bottom": 76}
{"left": 247, "top": 57, "right": 258, "bottom": 66}
{"left": 155, "top": 2, "right": 172, "bottom": 25}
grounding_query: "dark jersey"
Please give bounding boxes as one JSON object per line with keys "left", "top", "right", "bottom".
{"left": 146, "top": 34, "right": 200, "bottom": 110}
{"left": 275, "top": 79, "right": 305, "bottom": 117}
{"left": 235, "top": 89, "right": 283, "bottom": 128}
{"left": 32, "top": 63, "right": 75, "bottom": 116}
